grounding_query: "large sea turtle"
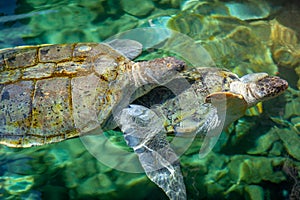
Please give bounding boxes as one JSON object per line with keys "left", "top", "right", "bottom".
{"left": 0, "top": 39, "right": 288, "bottom": 200}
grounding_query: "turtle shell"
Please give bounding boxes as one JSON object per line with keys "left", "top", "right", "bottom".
{"left": 0, "top": 42, "right": 135, "bottom": 147}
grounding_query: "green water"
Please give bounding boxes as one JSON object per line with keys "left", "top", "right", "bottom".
{"left": 1, "top": 0, "right": 300, "bottom": 199}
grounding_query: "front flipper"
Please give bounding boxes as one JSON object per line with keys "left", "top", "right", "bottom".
{"left": 197, "top": 106, "right": 223, "bottom": 158}
{"left": 119, "top": 105, "right": 187, "bottom": 200}
{"left": 198, "top": 92, "right": 248, "bottom": 158}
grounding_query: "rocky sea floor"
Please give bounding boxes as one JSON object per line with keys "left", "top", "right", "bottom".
{"left": 1, "top": 0, "right": 300, "bottom": 199}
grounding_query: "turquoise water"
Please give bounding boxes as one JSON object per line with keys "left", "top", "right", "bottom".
{"left": 1, "top": 0, "right": 300, "bottom": 199}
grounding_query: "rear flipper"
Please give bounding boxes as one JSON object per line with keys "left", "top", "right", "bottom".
{"left": 119, "top": 104, "right": 187, "bottom": 200}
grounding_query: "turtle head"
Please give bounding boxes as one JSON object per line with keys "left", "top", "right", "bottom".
{"left": 230, "top": 73, "right": 288, "bottom": 107}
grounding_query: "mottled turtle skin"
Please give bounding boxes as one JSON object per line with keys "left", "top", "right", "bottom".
{"left": 0, "top": 40, "right": 185, "bottom": 147}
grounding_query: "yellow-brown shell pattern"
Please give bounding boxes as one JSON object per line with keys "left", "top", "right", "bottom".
{"left": 0, "top": 43, "right": 132, "bottom": 147}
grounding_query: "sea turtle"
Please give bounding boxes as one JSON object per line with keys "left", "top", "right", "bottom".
{"left": 119, "top": 67, "right": 288, "bottom": 199}
{"left": 0, "top": 39, "right": 288, "bottom": 200}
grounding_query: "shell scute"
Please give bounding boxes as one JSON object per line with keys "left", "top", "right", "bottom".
{"left": 38, "top": 44, "right": 73, "bottom": 63}
{"left": 0, "top": 80, "right": 33, "bottom": 137}
{"left": 1, "top": 46, "right": 38, "bottom": 70}
{"left": 0, "top": 69, "right": 22, "bottom": 84}
{"left": 30, "top": 77, "right": 75, "bottom": 137}
{"left": 22, "top": 63, "right": 56, "bottom": 79}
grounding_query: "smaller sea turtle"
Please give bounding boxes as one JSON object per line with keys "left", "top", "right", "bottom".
{"left": 119, "top": 67, "right": 288, "bottom": 200}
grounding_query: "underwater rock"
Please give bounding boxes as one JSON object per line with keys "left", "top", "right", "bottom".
{"left": 28, "top": 4, "right": 98, "bottom": 34}
{"left": 3, "top": 175, "right": 34, "bottom": 195}
{"left": 270, "top": 20, "right": 300, "bottom": 72}
{"left": 181, "top": 154, "right": 208, "bottom": 175}
{"left": 44, "top": 148, "right": 71, "bottom": 169}
{"left": 43, "top": 29, "right": 94, "bottom": 44}
{"left": 50, "top": 139, "right": 105, "bottom": 188}
{"left": 284, "top": 88, "right": 300, "bottom": 119}
{"left": 25, "top": 0, "right": 60, "bottom": 8}
{"left": 249, "top": 21, "right": 271, "bottom": 43}
{"left": 167, "top": 12, "right": 206, "bottom": 39}
{"left": 28, "top": 4, "right": 98, "bottom": 39}
{"left": 203, "top": 25, "right": 277, "bottom": 75}
{"left": 230, "top": 119, "right": 256, "bottom": 146}
{"left": 181, "top": 1, "right": 230, "bottom": 16}
{"left": 115, "top": 173, "right": 148, "bottom": 187}
{"left": 227, "top": 155, "right": 286, "bottom": 184}
{"left": 25, "top": 0, "right": 67, "bottom": 9}
{"left": 141, "top": 16, "right": 172, "bottom": 28}
{"left": 95, "top": 14, "right": 139, "bottom": 40}
{"left": 244, "top": 185, "right": 264, "bottom": 200}
{"left": 269, "top": 141, "right": 283, "bottom": 156}
{"left": 112, "top": 171, "right": 166, "bottom": 200}
{"left": 205, "top": 181, "right": 226, "bottom": 198}
{"left": 272, "top": 47, "right": 300, "bottom": 68}
{"left": 63, "top": 170, "right": 79, "bottom": 189}
{"left": 247, "top": 127, "right": 280, "bottom": 155}
{"left": 295, "top": 66, "right": 300, "bottom": 89}
{"left": 76, "top": 173, "right": 116, "bottom": 197}
{"left": 180, "top": 0, "right": 203, "bottom": 12}
{"left": 181, "top": 151, "right": 229, "bottom": 199}
{"left": 271, "top": 115, "right": 300, "bottom": 136}
{"left": 181, "top": 0, "right": 273, "bottom": 21}
{"left": 0, "top": 25, "right": 32, "bottom": 48}
{"left": 183, "top": 152, "right": 287, "bottom": 199}
{"left": 155, "top": 0, "right": 181, "bottom": 8}
{"left": 168, "top": 13, "right": 246, "bottom": 40}
{"left": 270, "top": 20, "right": 300, "bottom": 67}
{"left": 270, "top": 20, "right": 298, "bottom": 49}
{"left": 167, "top": 8, "right": 278, "bottom": 74}
{"left": 291, "top": 116, "right": 300, "bottom": 134}
{"left": 77, "top": 0, "right": 106, "bottom": 12}
{"left": 277, "top": 128, "right": 300, "bottom": 161}
{"left": 182, "top": 151, "right": 229, "bottom": 181}
{"left": 68, "top": 153, "right": 99, "bottom": 180}
{"left": 121, "top": 0, "right": 155, "bottom": 17}
{"left": 224, "top": 0, "right": 271, "bottom": 21}
{"left": 60, "top": 138, "right": 86, "bottom": 157}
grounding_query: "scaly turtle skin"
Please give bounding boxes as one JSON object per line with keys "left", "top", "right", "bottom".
{"left": 0, "top": 39, "right": 185, "bottom": 147}
{"left": 119, "top": 67, "right": 288, "bottom": 200}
